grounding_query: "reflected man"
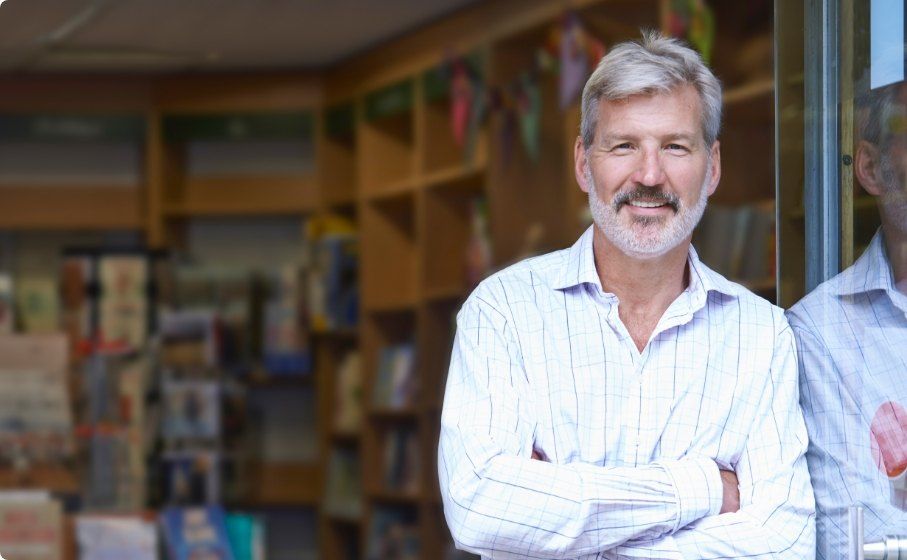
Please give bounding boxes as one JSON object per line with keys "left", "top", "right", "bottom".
{"left": 788, "top": 76, "right": 907, "bottom": 557}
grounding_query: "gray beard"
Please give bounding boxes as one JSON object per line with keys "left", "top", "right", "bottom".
{"left": 586, "top": 166, "right": 711, "bottom": 259}
{"left": 879, "top": 156, "right": 907, "bottom": 235}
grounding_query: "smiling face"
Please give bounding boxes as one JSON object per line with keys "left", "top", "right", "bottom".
{"left": 576, "top": 84, "right": 721, "bottom": 258}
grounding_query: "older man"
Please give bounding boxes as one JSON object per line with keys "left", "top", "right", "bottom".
{"left": 438, "top": 33, "right": 815, "bottom": 559}
{"left": 787, "top": 77, "right": 907, "bottom": 558}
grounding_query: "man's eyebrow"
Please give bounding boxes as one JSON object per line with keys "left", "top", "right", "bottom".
{"left": 598, "top": 133, "right": 638, "bottom": 144}
{"left": 663, "top": 132, "right": 699, "bottom": 142}
{"left": 597, "top": 132, "right": 701, "bottom": 145}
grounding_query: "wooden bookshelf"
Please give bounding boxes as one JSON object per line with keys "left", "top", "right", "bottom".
{"left": 0, "top": 1, "right": 784, "bottom": 558}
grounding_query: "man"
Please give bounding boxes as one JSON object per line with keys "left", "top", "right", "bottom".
{"left": 438, "top": 32, "right": 815, "bottom": 559}
{"left": 787, "top": 76, "right": 907, "bottom": 558}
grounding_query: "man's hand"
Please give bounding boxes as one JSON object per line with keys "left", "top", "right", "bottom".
{"left": 719, "top": 469, "right": 740, "bottom": 514}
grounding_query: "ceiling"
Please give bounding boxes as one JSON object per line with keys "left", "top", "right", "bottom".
{"left": 0, "top": 0, "right": 482, "bottom": 73}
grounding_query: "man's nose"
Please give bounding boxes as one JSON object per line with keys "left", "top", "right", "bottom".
{"left": 632, "top": 149, "right": 666, "bottom": 186}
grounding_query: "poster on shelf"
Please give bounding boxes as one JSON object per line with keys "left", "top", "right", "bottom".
{"left": 98, "top": 255, "right": 148, "bottom": 352}
{"left": 76, "top": 515, "right": 157, "bottom": 560}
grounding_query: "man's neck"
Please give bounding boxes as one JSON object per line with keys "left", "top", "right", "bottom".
{"left": 881, "top": 222, "right": 907, "bottom": 294}
{"left": 592, "top": 228, "right": 690, "bottom": 350}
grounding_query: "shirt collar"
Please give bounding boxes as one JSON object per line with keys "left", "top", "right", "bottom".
{"left": 833, "top": 229, "right": 896, "bottom": 296}
{"left": 553, "top": 225, "right": 741, "bottom": 299}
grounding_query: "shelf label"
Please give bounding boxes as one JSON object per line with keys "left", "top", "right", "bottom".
{"left": 163, "top": 112, "right": 314, "bottom": 142}
{"left": 325, "top": 104, "right": 355, "bottom": 139}
{"left": 0, "top": 115, "right": 144, "bottom": 142}
{"left": 365, "top": 80, "right": 413, "bottom": 121}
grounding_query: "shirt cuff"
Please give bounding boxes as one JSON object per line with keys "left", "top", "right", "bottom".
{"left": 656, "top": 455, "right": 723, "bottom": 532}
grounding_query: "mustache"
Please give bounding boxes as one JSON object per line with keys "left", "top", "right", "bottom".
{"left": 612, "top": 187, "right": 680, "bottom": 212}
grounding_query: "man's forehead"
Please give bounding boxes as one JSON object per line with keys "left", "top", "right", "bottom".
{"left": 595, "top": 87, "right": 703, "bottom": 138}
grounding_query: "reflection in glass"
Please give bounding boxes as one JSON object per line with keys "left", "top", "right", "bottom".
{"left": 787, "top": 7, "right": 907, "bottom": 554}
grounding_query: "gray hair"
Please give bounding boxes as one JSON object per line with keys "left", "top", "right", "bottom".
{"left": 580, "top": 31, "right": 723, "bottom": 149}
{"left": 856, "top": 81, "right": 902, "bottom": 152}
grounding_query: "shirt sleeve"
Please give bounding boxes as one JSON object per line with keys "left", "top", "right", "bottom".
{"left": 609, "top": 318, "right": 817, "bottom": 559}
{"left": 790, "top": 316, "right": 907, "bottom": 555}
{"left": 438, "top": 293, "right": 723, "bottom": 558}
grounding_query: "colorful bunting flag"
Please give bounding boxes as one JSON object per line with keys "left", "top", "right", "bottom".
{"left": 450, "top": 60, "right": 473, "bottom": 147}
{"left": 559, "top": 11, "right": 588, "bottom": 109}
{"left": 517, "top": 74, "right": 541, "bottom": 161}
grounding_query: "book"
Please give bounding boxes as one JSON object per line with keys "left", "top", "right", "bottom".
{"left": 383, "top": 427, "right": 420, "bottom": 494}
{"left": 75, "top": 514, "right": 157, "bottom": 560}
{"left": 324, "top": 447, "right": 362, "bottom": 520}
{"left": 162, "top": 450, "right": 221, "bottom": 505}
{"left": 225, "top": 513, "right": 265, "bottom": 560}
{"left": 247, "top": 386, "right": 316, "bottom": 463}
{"left": 334, "top": 350, "right": 362, "bottom": 433}
{"left": 98, "top": 254, "right": 148, "bottom": 353}
{"left": 262, "top": 265, "right": 311, "bottom": 375}
{"left": 159, "top": 310, "right": 219, "bottom": 370}
{"left": 309, "top": 233, "right": 359, "bottom": 332}
{"left": 373, "top": 343, "right": 416, "bottom": 409}
{"left": 0, "top": 273, "right": 14, "bottom": 335}
{"left": 16, "top": 276, "right": 59, "bottom": 334}
{"left": 0, "top": 491, "right": 63, "bottom": 560}
{"left": 0, "top": 334, "right": 72, "bottom": 463}
{"left": 161, "top": 505, "right": 235, "bottom": 560}
{"left": 366, "top": 506, "right": 419, "bottom": 560}
{"left": 85, "top": 430, "right": 136, "bottom": 511}
{"left": 162, "top": 380, "right": 221, "bottom": 442}
{"left": 60, "top": 254, "right": 94, "bottom": 358}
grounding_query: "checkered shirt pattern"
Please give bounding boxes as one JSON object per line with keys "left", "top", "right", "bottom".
{"left": 439, "top": 226, "right": 815, "bottom": 559}
{"left": 788, "top": 229, "right": 907, "bottom": 559}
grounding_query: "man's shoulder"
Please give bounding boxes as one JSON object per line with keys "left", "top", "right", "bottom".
{"left": 785, "top": 270, "right": 851, "bottom": 334}
{"left": 464, "top": 247, "right": 571, "bottom": 310}
{"left": 693, "top": 260, "right": 788, "bottom": 330}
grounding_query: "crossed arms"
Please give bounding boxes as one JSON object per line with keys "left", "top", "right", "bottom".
{"left": 438, "top": 296, "right": 815, "bottom": 559}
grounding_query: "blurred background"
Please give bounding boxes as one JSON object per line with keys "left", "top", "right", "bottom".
{"left": 0, "top": 0, "right": 800, "bottom": 559}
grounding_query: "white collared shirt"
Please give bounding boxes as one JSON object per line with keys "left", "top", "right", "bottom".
{"left": 787, "top": 229, "right": 907, "bottom": 559}
{"left": 439, "top": 226, "right": 815, "bottom": 559}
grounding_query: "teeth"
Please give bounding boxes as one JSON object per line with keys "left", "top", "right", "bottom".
{"left": 629, "top": 200, "right": 666, "bottom": 208}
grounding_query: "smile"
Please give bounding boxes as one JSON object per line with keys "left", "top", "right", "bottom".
{"left": 627, "top": 200, "right": 670, "bottom": 208}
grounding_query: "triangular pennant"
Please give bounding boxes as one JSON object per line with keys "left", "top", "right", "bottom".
{"left": 559, "top": 11, "right": 588, "bottom": 109}
{"left": 517, "top": 74, "right": 541, "bottom": 161}
{"left": 464, "top": 75, "right": 487, "bottom": 163}
{"left": 450, "top": 60, "right": 472, "bottom": 147}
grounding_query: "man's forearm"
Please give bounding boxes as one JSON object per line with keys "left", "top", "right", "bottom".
{"left": 441, "top": 430, "right": 724, "bottom": 558}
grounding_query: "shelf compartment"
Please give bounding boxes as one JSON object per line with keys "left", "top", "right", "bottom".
{"left": 488, "top": 26, "right": 571, "bottom": 265}
{"left": 418, "top": 299, "right": 460, "bottom": 412}
{"left": 360, "top": 80, "right": 416, "bottom": 196}
{"left": 421, "top": 176, "right": 486, "bottom": 298}
{"left": 164, "top": 175, "right": 319, "bottom": 216}
{"left": 0, "top": 185, "right": 143, "bottom": 230}
{"left": 244, "top": 462, "right": 322, "bottom": 506}
{"left": 320, "top": 102, "right": 358, "bottom": 208}
{"left": 360, "top": 193, "right": 417, "bottom": 310}
{"left": 0, "top": 465, "right": 78, "bottom": 494}
{"left": 421, "top": 59, "right": 488, "bottom": 175}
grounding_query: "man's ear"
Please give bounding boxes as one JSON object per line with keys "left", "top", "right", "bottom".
{"left": 707, "top": 140, "right": 721, "bottom": 196}
{"left": 574, "top": 136, "right": 591, "bottom": 194}
{"left": 855, "top": 140, "right": 885, "bottom": 196}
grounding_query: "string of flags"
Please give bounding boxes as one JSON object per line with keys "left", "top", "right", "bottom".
{"left": 439, "top": 4, "right": 714, "bottom": 165}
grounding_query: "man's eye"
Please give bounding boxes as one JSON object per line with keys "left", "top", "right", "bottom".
{"left": 612, "top": 143, "right": 633, "bottom": 151}
{"left": 666, "top": 144, "right": 688, "bottom": 152}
